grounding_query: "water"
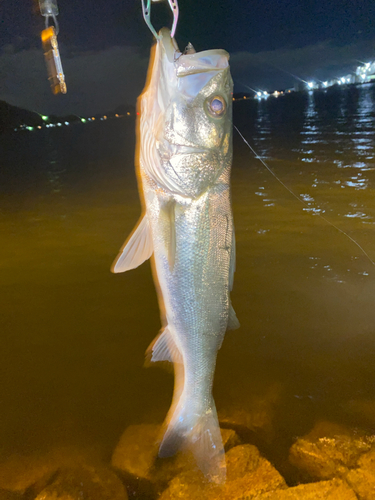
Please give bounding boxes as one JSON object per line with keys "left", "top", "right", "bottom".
{"left": 1, "top": 84, "right": 375, "bottom": 480}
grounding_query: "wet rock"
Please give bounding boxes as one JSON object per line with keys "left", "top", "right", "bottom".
{"left": 346, "top": 468, "right": 375, "bottom": 500}
{"left": 111, "top": 423, "right": 241, "bottom": 485}
{"left": 357, "top": 448, "right": 375, "bottom": 470}
{"left": 221, "top": 428, "right": 242, "bottom": 450}
{"left": 0, "top": 490, "right": 24, "bottom": 500}
{"left": 112, "top": 424, "right": 160, "bottom": 481}
{"left": 251, "top": 478, "right": 357, "bottom": 499}
{"left": 35, "top": 464, "right": 127, "bottom": 500}
{"left": 288, "top": 420, "right": 375, "bottom": 481}
{"left": 219, "top": 383, "right": 283, "bottom": 443}
{"left": 345, "top": 449, "right": 375, "bottom": 500}
{"left": 0, "top": 447, "right": 102, "bottom": 496}
{"left": 0, "top": 453, "right": 57, "bottom": 494}
{"left": 159, "top": 444, "right": 287, "bottom": 500}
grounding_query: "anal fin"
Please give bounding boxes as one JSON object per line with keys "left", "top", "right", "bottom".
{"left": 145, "top": 327, "right": 182, "bottom": 365}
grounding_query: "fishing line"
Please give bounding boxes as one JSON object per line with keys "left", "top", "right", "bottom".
{"left": 234, "top": 124, "right": 375, "bottom": 267}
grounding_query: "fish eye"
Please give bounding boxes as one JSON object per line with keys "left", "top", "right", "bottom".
{"left": 206, "top": 95, "right": 226, "bottom": 117}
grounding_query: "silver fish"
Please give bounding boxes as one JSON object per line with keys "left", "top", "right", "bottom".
{"left": 112, "top": 28, "right": 239, "bottom": 483}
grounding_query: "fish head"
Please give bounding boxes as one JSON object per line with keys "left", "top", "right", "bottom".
{"left": 139, "top": 29, "right": 233, "bottom": 198}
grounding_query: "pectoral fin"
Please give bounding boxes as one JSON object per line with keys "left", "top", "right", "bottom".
{"left": 111, "top": 215, "right": 153, "bottom": 273}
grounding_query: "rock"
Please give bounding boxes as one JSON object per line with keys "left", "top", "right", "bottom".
{"left": 346, "top": 468, "right": 375, "bottom": 500}
{"left": 0, "top": 453, "right": 57, "bottom": 494}
{"left": 219, "top": 383, "right": 283, "bottom": 443}
{"left": 251, "top": 478, "right": 357, "bottom": 499}
{"left": 159, "top": 444, "right": 287, "bottom": 500}
{"left": 357, "top": 448, "right": 375, "bottom": 470}
{"left": 222, "top": 428, "right": 243, "bottom": 451}
{"left": 288, "top": 420, "right": 375, "bottom": 481}
{"left": 0, "top": 447, "right": 103, "bottom": 496}
{"left": 35, "top": 464, "right": 127, "bottom": 500}
{"left": 345, "top": 449, "right": 375, "bottom": 500}
{"left": 0, "top": 490, "right": 24, "bottom": 500}
{"left": 111, "top": 424, "right": 160, "bottom": 481}
{"left": 111, "top": 424, "right": 241, "bottom": 485}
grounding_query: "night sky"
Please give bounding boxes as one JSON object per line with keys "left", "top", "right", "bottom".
{"left": 0, "top": 0, "right": 374, "bottom": 115}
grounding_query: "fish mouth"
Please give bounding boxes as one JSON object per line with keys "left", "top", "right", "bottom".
{"left": 159, "top": 28, "right": 229, "bottom": 75}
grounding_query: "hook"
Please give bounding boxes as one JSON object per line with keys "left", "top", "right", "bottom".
{"left": 141, "top": 0, "right": 179, "bottom": 39}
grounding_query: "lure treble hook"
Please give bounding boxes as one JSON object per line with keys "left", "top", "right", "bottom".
{"left": 141, "top": 0, "right": 179, "bottom": 39}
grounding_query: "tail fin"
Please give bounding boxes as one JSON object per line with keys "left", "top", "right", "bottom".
{"left": 159, "top": 398, "right": 226, "bottom": 483}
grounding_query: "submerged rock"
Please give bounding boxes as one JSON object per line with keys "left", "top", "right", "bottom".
{"left": 112, "top": 424, "right": 160, "bottom": 481}
{"left": 159, "top": 444, "right": 287, "bottom": 500}
{"left": 0, "top": 448, "right": 81, "bottom": 495}
{"left": 289, "top": 420, "right": 375, "bottom": 481}
{"left": 251, "top": 478, "right": 357, "bottom": 499}
{"left": 35, "top": 464, "right": 127, "bottom": 500}
{"left": 111, "top": 423, "right": 241, "bottom": 487}
{"left": 219, "top": 383, "right": 283, "bottom": 443}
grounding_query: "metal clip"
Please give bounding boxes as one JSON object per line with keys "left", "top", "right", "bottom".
{"left": 141, "top": 0, "right": 179, "bottom": 39}
{"left": 38, "top": 0, "right": 60, "bottom": 34}
{"left": 41, "top": 26, "right": 67, "bottom": 94}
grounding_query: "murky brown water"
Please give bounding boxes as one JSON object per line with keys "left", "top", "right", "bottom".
{"left": 1, "top": 84, "right": 375, "bottom": 475}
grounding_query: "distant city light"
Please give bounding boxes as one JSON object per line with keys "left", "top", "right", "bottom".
{"left": 12, "top": 58, "right": 375, "bottom": 133}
